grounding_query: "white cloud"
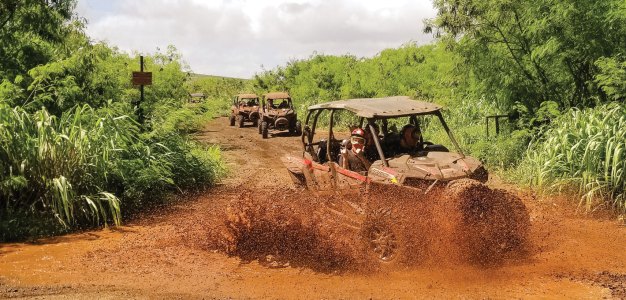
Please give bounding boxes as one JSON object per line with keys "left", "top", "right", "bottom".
{"left": 76, "top": 0, "right": 436, "bottom": 78}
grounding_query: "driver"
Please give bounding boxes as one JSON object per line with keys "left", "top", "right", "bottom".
{"left": 399, "top": 124, "right": 423, "bottom": 153}
{"left": 339, "top": 128, "right": 371, "bottom": 173}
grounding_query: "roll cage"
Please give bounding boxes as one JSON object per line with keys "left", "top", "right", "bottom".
{"left": 261, "top": 92, "right": 294, "bottom": 112}
{"left": 301, "top": 98, "right": 465, "bottom": 168}
{"left": 233, "top": 94, "right": 259, "bottom": 106}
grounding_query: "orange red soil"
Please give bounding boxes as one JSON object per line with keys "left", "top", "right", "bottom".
{"left": 0, "top": 117, "right": 625, "bottom": 299}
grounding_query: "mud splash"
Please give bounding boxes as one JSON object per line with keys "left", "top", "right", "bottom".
{"left": 222, "top": 189, "right": 358, "bottom": 272}
{"left": 220, "top": 180, "right": 531, "bottom": 272}
{"left": 445, "top": 179, "right": 531, "bottom": 265}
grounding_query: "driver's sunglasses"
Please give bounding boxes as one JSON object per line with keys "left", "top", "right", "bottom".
{"left": 350, "top": 136, "right": 365, "bottom": 145}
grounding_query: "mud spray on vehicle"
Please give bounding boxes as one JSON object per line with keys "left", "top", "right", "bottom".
{"left": 217, "top": 97, "right": 531, "bottom": 272}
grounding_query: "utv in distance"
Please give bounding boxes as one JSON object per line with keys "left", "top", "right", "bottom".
{"left": 230, "top": 93, "right": 260, "bottom": 127}
{"left": 258, "top": 92, "right": 302, "bottom": 138}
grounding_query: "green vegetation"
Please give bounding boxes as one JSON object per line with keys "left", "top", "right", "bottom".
{"left": 0, "top": 1, "right": 225, "bottom": 241}
{"left": 427, "top": 0, "right": 626, "bottom": 110}
{"left": 519, "top": 103, "right": 626, "bottom": 212}
{"left": 185, "top": 75, "right": 253, "bottom": 117}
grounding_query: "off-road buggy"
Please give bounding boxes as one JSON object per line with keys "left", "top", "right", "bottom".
{"left": 281, "top": 96, "right": 529, "bottom": 267}
{"left": 230, "top": 93, "right": 260, "bottom": 127}
{"left": 258, "top": 92, "right": 302, "bottom": 138}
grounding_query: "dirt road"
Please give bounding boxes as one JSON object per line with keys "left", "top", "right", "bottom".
{"left": 1, "top": 117, "right": 625, "bottom": 299}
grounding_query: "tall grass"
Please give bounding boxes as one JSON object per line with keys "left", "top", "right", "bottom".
{"left": 0, "top": 103, "right": 225, "bottom": 240}
{"left": 0, "top": 104, "right": 125, "bottom": 229}
{"left": 518, "top": 102, "right": 626, "bottom": 213}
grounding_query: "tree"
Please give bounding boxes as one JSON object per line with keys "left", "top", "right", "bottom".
{"left": 0, "top": 0, "right": 76, "bottom": 80}
{"left": 426, "top": 0, "right": 626, "bottom": 111}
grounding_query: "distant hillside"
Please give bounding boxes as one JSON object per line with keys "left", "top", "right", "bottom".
{"left": 185, "top": 73, "right": 255, "bottom": 101}
{"left": 189, "top": 73, "right": 251, "bottom": 82}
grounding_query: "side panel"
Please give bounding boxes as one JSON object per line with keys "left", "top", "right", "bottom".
{"left": 281, "top": 156, "right": 334, "bottom": 191}
{"left": 332, "top": 163, "right": 367, "bottom": 191}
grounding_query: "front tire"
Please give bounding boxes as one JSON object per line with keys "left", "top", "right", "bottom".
{"left": 237, "top": 115, "right": 244, "bottom": 128}
{"left": 261, "top": 121, "right": 268, "bottom": 139}
{"left": 229, "top": 115, "right": 235, "bottom": 126}
{"left": 295, "top": 120, "right": 302, "bottom": 135}
{"left": 360, "top": 208, "right": 404, "bottom": 269}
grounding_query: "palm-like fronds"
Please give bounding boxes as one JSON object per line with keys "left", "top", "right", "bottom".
{"left": 0, "top": 104, "right": 128, "bottom": 226}
{"left": 1, "top": 102, "right": 224, "bottom": 238}
{"left": 520, "top": 103, "right": 626, "bottom": 213}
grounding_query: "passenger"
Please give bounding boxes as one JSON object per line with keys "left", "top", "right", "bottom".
{"left": 399, "top": 124, "right": 424, "bottom": 153}
{"left": 278, "top": 100, "right": 289, "bottom": 109}
{"left": 339, "top": 128, "right": 371, "bottom": 173}
{"left": 386, "top": 124, "right": 423, "bottom": 156}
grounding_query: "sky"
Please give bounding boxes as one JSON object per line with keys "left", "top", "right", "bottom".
{"left": 75, "top": 0, "right": 437, "bottom": 79}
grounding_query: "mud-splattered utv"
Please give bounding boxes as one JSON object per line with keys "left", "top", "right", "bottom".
{"left": 281, "top": 96, "right": 529, "bottom": 267}
{"left": 230, "top": 93, "right": 260, "bottom": 127}
{"left": 258, "top": 92, "right": 302, "bottom": 139}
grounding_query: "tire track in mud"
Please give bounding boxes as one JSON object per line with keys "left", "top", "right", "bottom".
{"left": 194, "top": 120, "right": 298, "bottom": 187}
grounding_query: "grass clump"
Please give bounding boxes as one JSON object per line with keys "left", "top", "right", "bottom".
{"left": 517, "top": 103, "right": 626, "bottom": 213}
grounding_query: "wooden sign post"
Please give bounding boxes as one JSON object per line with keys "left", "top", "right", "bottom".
{"left": 132, "top": 56, "right": 152, "bottom": 124}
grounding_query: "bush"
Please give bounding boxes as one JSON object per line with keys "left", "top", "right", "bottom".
{"left": 0, "top": 104, "right": 125, "bottom": 239}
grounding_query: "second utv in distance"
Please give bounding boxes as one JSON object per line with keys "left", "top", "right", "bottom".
{"left": 258, "top": 92, "right": 302, "bottom": 138}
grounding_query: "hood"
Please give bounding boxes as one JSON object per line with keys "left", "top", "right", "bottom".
{"left": 267, "top": 108, "right": 295, "bottom": 117}
{"left": 368, "top": 152, "right": 484, "bottom": 184}
{"left": 241, "top": 105, "right": 259, "bottom": 112}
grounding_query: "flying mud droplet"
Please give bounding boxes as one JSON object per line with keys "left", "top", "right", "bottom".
{"left": 218, "top": 181, "right": 531, "bottom": 272}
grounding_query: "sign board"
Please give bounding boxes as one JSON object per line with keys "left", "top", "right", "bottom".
{"left": 132, "top": 72, "right": 152, "bottom": 85}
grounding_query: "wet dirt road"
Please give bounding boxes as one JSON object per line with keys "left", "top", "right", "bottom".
{"left": 1, "top": 117, "right": 625, "bottom": 299}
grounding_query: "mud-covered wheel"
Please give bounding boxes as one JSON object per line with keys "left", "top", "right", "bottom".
{"left": 289, "top": 120, "right": 297, "bottom": 135}
{"left": 295, "top": 120, "right": 302, "bottom": 136}
{"left": 237, "top": 115, "right": 244, "bottom": 128}
{"left": 360, "top": 205, "right": 405, "bottom": 269}
{"left": 258, "top": 120, "right": 262, "bottom": 134}
{"left": 364, "top": 220, "right": 400, "bottom": 263}
{"left": 229, "top": 115, "right": 235, "bottom": 126}
{"left": 261, "top": 121, "right": 268, "bottom": 139}
{"left": 252, "top": 118, "right": 258, "bottom": 127}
